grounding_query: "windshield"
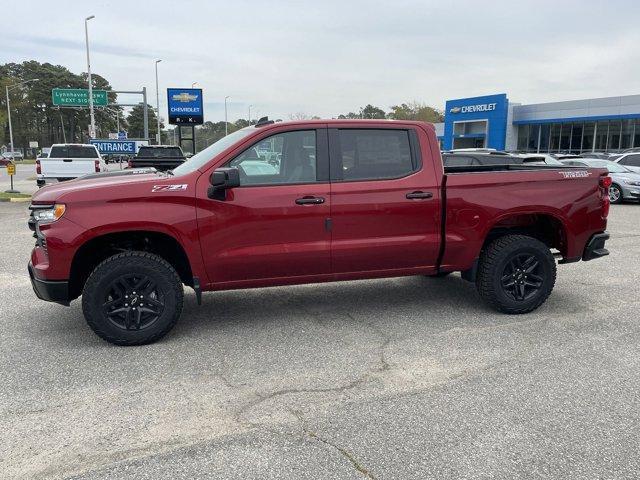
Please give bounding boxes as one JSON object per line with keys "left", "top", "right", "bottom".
{"left": 583, "top": 160, "right": 630, "bottom": 173}
{"left": 172, "top": 128, "right": 256, "bottom": 175}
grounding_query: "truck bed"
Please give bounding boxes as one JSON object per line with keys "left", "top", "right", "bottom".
{"left": 439, "top": 164, "right": 609, "bottom": 271}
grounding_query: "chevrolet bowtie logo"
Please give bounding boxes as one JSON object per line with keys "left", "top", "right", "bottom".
{"left": 449, "top": 107, "right": 462, "bottom": 114}
{"left": 172, "top": 92, "right": 198, "bottom": 102}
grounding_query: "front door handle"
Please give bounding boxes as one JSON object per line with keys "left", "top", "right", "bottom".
{"left": 295, "top": 196, "right": 325, "bottom": 205}
{"left": 406, "top": 191, "right": 433, "bottom": 199}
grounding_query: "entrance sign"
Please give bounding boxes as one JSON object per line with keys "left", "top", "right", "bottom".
{"left": 52, "top": 88, "right": 109, "bottom": 107}
{"left": 90, "top": 140, "right": 137, "bottom": 155}
{"left": 167, "top": 88, "right": 203, "bottom": 125}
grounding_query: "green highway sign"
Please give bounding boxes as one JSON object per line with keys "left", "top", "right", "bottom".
{"left": 51, "top": 88, "right": 109, "bottom": 107}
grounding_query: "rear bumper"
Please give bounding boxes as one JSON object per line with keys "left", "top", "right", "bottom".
{"left": 28, "top": 262, "right": 70, "bottom": 306}
{"left": 582, "top": 232, "right": 610, "bottom": 262}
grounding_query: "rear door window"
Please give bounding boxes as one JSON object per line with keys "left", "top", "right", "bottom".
{"left": 333, "top": 129, "right": 416, "bottom": 181}
{"left": 619, "top": 154, "right": 640, "bottom": 167}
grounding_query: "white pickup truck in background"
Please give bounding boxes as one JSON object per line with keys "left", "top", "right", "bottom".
{"left": 36, "top": 144, "right": 106, "bottom": 186}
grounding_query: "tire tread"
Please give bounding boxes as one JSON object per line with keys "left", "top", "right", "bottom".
{"left": 476, "top": 234, "right": 556, "bottom": 314}
{"left": 82, "top": 251, "right": 183, "bottom": 346}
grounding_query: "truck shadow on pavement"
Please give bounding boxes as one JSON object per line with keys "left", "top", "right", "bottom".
{"left": 172, "top": 274, "right": 534, "bottom": 339}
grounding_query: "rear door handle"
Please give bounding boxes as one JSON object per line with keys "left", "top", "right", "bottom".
{"left": 63, "top": 158, "right": 73, "bottom": 162}
{"left": 406, "top": 191, "right": 433, "bottom": 199}
{"left": 295, "top": 196, "right": 325, "bottom": 205}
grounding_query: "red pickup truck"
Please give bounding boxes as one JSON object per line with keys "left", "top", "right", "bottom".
{"left": 28, "top": 119, "right": 611, "bottom": 345}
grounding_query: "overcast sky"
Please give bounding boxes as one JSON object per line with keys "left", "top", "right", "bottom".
{"left": 1, "top": 0, "right": 639, "bottom": 122}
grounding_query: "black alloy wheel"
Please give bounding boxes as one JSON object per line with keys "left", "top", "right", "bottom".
{"left": 102, "top": 274, "right": 165, "bottom": 331}
{"left": 500, "top": 253, "right": 544, "bottom": 301}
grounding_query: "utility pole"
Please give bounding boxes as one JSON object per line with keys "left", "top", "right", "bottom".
{"left": 248, "top": 105, "right": 253, "bottom": 125}
{"left": 225, "top": 96, "right": 230, "bottom": 136}
{"left": 155, "top": 59, "right": 162, "bottom": 145}
{"left": 85, "top": 15, "right": 96, "bottom": 138}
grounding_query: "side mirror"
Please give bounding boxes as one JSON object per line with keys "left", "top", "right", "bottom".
{"left": 208, "top": 167, "right": 240, "bottom": 199}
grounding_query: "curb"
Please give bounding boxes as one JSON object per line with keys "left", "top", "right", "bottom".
{"left": 2, "top": 197, "right": 32, "bottom": 203}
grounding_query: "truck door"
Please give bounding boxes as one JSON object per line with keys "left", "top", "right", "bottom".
{"left": 196, "top": 128, "right": 331, "bottom": 285}
{"left": 328, "top": 126, "right": 441, "bottom": 274}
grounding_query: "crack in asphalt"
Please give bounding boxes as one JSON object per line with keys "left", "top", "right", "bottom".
{"left": 291, "top": 410, "right": 379, "bottom": 480}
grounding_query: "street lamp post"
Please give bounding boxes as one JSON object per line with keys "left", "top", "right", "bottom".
{"left": 155, "top": 59, "right": 162, "bottom": 145}
{"left": 4, "top": 78, "right": 38, "bottom": 193}
{"left": 248, "top": 105, "right": 253, "bottom": 125}
{"left": 85, "top": 15, "right": 96, "bottom": 138}
{"left": 5, "top": 79, "right": 39, "bottom": 156}
{"left": 224, "top": 96, "right": 230, "bottom": 136}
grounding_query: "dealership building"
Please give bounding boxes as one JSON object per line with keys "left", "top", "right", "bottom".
{"left": 433, "top": 93, "right": 640, "bottom": 153}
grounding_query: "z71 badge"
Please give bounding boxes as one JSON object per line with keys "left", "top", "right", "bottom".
{"left": 152, "top": 184, "right": 188, "bottom": 192}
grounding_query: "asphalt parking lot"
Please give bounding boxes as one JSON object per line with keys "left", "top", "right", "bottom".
{"left": 1, "top": 201, "right": 639, "bottom": 479}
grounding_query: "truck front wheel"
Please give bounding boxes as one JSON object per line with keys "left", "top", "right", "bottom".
{"left": 476, "top": 234, "right": 556, "bottom": 314}
{"left": 82, "top": 251, "right": 184, "bottom": 345}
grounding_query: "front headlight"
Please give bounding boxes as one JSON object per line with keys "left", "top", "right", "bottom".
{"left": 33, "top": 204, "right": 66, "bottom": 223}
{"left": 623, "top": 180, "right": 640, "bottom": 186}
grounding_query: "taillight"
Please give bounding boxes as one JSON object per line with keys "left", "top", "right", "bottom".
{"left": 600, "top": 175, "right": 612, "bottom": 188}
{"left": 36, "top": 160, "right": 41, "bottom": 174}
{"left": 600, "top": 174, "right": 611, "bottom": 219}
{"left": 94, "top": 160, "right": 100, "bottom": 172}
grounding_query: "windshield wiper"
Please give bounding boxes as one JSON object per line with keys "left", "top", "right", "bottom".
{"left": 165, "top": 169, "right": 174, "bottom": 176}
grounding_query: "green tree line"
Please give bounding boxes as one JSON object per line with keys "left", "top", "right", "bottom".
{"left": 0, "top": 60, "right": 164, "bottom": 152}
{"left": 2, "top": 60, "right": 443, "bottom": 154}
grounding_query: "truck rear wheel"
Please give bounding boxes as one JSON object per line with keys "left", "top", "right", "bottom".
{"left": 82, "top": 251, "right": 183, "bottom": 345}
{"left": 476, "top": 234, "right": 556, "bottom": 314}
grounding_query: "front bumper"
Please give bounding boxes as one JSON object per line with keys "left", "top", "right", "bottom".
{"left": 582, "top": 232, "right": 610, "bottom": 262}
{"left": 28, "top": 262, "right": 70, "bottom": 306}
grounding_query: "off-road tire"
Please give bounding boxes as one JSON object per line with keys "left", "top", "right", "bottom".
{"left": 82, "top": 251, "right": 183, "bottom": 345}
{"left": 476, "top": 234, "right": 556, "bottom": 314}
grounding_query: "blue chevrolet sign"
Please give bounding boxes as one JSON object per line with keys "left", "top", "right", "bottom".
{"left": 90, "top": 140, "right": 137, "bottom": 155}
{"left": 167, "top": 88, "right": 204, "bottom": 125}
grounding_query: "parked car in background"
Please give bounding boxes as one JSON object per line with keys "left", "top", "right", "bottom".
{"left": 621, "top": 147, "right": 640, "bottom": 154}
{"left": 517, "top": 154, "right": 563, "bottom": 165}
{"left": 36, "top": 144, "right": 105, "bottom": 186}
{"left": 442, "top": 152, "right": 523, "bottom": 167}
{"left": 612, "top": 152, "right": 640, "bottom": 173}
{"left": 128, "top": 146, "right": 186, "bottom": 172}
{"left": 551, "top": 153, "right": 584, "bottom": 161}
{"left": 560, "top": 158, "right": 640, "bottom": 204}
{"left": 0, "top": 154, "right": 15, "bottom": 167}
{"left": 582, "top": 152, "right": 614, "bottom": 160}
{"left": 2, "top": 151, "right": 23, "bottom": 161}
{"left": 446, "top": 148, "right": 511, "bottom": 156}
